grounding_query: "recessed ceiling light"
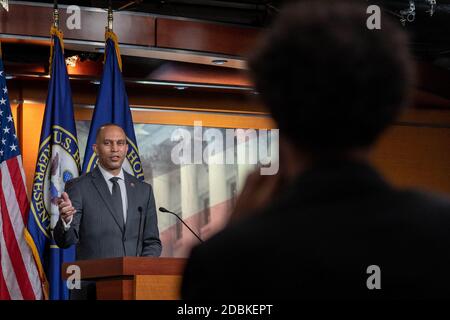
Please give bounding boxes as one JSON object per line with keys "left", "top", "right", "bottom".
{"left": 212, "top": 59, "right": 227, "bottom": 65}
{"left": 90, "top": 80, "right": 101, "bottom": 85}
{"left": 174, "top": 86, "right": 187, "bottom": 90}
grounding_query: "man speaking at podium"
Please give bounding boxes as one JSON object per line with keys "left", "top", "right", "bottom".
{"left": 54, "top": 124, "right": 162, "bottom": 260}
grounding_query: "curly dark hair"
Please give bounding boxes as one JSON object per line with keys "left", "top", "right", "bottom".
{"left": 248, "top": 0, "right": 415, "bottom": 153}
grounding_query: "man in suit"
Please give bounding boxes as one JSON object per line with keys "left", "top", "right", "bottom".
{"left": 54, "top": 123, "right": 162, "bottom": 260}
{"left": 181, "top": 0, "right": 450, "bottom": 299}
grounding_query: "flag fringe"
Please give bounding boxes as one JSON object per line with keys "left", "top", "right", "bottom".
{"left": 105, "top": 30, "right": 123, "bottom": 72}
{"left": 24, "top": 228, "right": 49, "bottom": 300}
{"left": 49, "top": 26, "right": 64, "bottom": 76}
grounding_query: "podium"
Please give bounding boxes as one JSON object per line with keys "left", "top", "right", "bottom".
{"left": 62, "top": 257, "right": 186, "bottom": 300}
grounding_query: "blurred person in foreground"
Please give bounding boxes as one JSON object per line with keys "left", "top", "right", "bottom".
{"left": 181, "top": 0, "right": 450, "bottom": 299}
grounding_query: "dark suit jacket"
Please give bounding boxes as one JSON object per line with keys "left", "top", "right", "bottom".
{"left": 181, "top": 160, "right": 450, "bottom": 299}
{"left": 54, "top": 166, "right": 162, "bottom": 260}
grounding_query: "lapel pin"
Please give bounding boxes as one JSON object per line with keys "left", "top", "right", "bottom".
{"left": 130, "top": 182, "right": 135, "bottom": 188}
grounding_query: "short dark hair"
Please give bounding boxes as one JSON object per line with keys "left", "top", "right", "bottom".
{"left": 248, "top": 0, "right": 415, "bottom": 153}
{"left": 95, "top": 123, "right": 127, "bottom": 143}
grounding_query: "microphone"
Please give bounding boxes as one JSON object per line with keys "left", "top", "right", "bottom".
{"left": 136, "top": 206, "right": 144, "bottom": 256}
{"left": 159, "top": 207, "right": 203, "bottom": 243}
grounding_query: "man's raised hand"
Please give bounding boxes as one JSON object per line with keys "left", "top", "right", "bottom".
{"left": 58, "top": 192, "right": 76, "bottom": 223}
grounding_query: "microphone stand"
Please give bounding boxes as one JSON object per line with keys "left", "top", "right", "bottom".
{"left": 159, "top": 207, "right": 203, "bottom": 243}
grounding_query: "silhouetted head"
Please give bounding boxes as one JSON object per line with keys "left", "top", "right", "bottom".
{"left": 248, "top": 0, "right": 415, "bottom": 156}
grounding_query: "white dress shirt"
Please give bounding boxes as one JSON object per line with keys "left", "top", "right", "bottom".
{"left": 97, "top": 164, "right": 128, "bottom": 223}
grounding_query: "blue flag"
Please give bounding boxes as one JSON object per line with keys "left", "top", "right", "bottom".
{"left": 25, "top": 28, "right": 80, "bottom": 300}
{"left": 82, "top": 31, "right": 143, "bottom": 179}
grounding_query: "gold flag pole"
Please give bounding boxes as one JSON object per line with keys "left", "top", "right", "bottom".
{"left": 107, "top": 0, "right": 113, "bottom": 32}
{"left": 49, "top": 0, "right": 64, "bottom": 75}
{"left": 104, "top": 1, "right": 123, "bottom": 71}
{"left": 53, "top": 0, "right": 59, "bottom": 29}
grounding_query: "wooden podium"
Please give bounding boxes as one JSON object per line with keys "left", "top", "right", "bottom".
{"left": 62, "top": 257, "right": 186, "bottom": 300}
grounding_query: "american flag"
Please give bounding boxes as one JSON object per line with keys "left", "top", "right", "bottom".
{"left": 0, "top": 57, "right": 42, "bottom": 299}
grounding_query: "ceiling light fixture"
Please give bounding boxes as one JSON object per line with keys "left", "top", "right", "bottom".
{"left": 65, "top": 55, "right": 79, "bottom": 67}
{"left": 212, "top": 59, "right": 228, "bottom": 65}
{"left": 426, "top": 0, "right": 437, "bottom": 16}
{"left": 399, "top": 0, "right": 416, "bottom": 25}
